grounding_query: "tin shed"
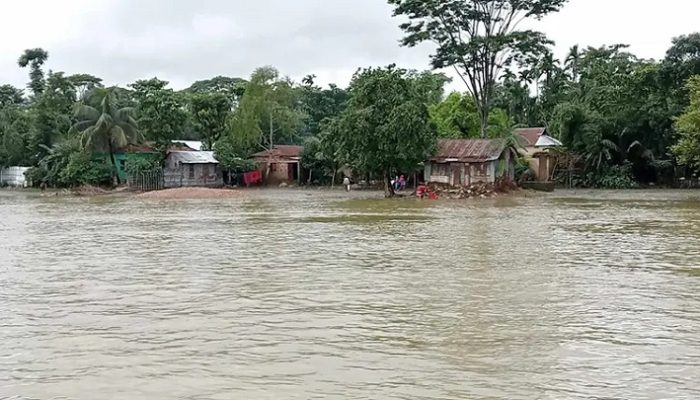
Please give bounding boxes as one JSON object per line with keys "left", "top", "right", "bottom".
{"left": 425, "top": 139, "right": 515, "bottom": 186}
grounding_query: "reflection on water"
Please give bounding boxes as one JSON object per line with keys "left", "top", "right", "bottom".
{"left": 1, "top": 189, "right": 699, "bottom": 399}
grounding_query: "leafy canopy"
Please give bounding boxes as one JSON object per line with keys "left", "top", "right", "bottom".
{"left": 335, "top": 65, "right": 439, "bottom": 191}
{"left": 388, "top": 0, "right": 568, "bottom": 137}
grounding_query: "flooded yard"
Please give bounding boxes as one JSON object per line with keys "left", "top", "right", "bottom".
{"left": 1, "top": 188, "right": 699, "bottom": 399}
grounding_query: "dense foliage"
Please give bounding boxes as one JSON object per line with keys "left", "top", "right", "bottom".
{"left": 334, "top": 66, "right": 439, "bottom": 195}
{"left": 2, "top": 17, "right": 700, "bottom": 190}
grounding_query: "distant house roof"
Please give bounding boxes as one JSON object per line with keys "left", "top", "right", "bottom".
{"left": 514, "top": 127, "right": 547, "bottom": 147}
{"left": 251, "top": 145, "right": 304, "bottom": 161}
{"left": 172, "top": 140, "right": 204, "bottom": 151}
{"left": 168, "top": 151, "right": 218, "bottom": 164}
{"left": 535, "top": 135, "right": 563, "bottom": 147}
{"left": 431, "top": 139, "right": 507, "bottom": 163}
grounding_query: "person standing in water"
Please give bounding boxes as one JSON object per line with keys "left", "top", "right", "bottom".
{"left": 343, "top": 176, "right": 351, "bottom": 192}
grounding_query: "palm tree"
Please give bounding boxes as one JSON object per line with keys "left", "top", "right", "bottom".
{"left": 565, "top": 45, "right": 581, "bottom": 81}
{"left": 70, "top": 88, "right": 141, "bottom": 185}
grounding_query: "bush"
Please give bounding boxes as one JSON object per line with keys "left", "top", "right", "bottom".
{"left": 124, "top": 157, "right": 160, "bottom": 175}
{"left": 590, "top": 163, "right": 638, "bottom": 189}
{"left": 59, "top": 152, "right": 112, "bottom": 187}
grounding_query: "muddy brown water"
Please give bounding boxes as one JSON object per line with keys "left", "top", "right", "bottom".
{"left": 1, "top": 189, "right": 699, "bottom": 399}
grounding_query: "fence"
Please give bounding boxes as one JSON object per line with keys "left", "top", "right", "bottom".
{"left": 127, "top": 170, "right": 164, "bottom": 192}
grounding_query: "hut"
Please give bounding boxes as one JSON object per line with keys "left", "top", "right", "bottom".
{"left": 425, "top": 138, "right": 515, "bottom": 186}
{"left": 250, "top": 145, "right": 303, "bottom": 185}
{"left": 514, "top": 127, "right": 563, "bottom": 182}
{"left": 0, "top": 167, "right": 31, "bottom": 187}
{"left": 164, "top": 151, "right": 222, "bottom": 188}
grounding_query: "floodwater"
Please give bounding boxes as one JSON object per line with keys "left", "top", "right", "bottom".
{"left": 1, "top": 188, "right": 699, "bottom": 400}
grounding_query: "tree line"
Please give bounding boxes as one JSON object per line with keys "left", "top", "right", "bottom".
{"left": 1, "top": 0, "right": 700, "bottom": 191}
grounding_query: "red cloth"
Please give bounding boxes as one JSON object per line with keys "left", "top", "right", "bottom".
{"left": 243, "top": 171, "right": 262, "bottom": 186}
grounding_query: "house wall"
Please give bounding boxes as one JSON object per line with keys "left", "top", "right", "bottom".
{"left": 113, "top": 153, "right": 158, "bottom": 182}
{"left": 427, "top": 160, "right": 502, "bottom": 186}
{"left": 0, "top": 167, "right": 30, "bottom": 187}
{"left": 519, "top": 146, "right": 543, "bottom": 179}
{"left": 164, "top": 163, "right": 222, "bottom": 188}
{"left": 258, "top": 162, "right": 299, "bottom": 184}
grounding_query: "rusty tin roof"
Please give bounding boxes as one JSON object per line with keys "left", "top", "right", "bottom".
{"left": 432, "top": 139, "right": 507, "bottom": 163}
{"left": 251, "top": 145, "right": 303, "bottom": 160}
{"left": 514, "top": 127, "right": 547, "bottom": 147}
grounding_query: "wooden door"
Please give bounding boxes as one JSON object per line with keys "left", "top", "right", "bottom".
{"left": 451, "top": 164, "right": 462, "bottom": 186}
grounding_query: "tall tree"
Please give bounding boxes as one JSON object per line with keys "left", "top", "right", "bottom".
{"left": 17, "top": 48, "right": 49, "bottom": 97}
{"left": 68, "top": 74, "right": 103, "bottom": 100}
{"left": 130, "top": 78, "right": 187, "bottom": 155}
{"left": 565, "top": 45, "right": 582, "bottom": 81}
{"left": 189, "top": 92, "right": 232, "bottom": 150}
{"left": 70, "top": 88, "right": 141, "bottom": 184}
{"left": 388, "top": 0, "right": 568, "bottom": 137}
{"left": 334, "top": 66, "right": 438, "bottom": 196}
{"left": 29, "top": 71, "right": 77, "bottom": 161}
{"left": 186, "top": 76, "right": 247, "bottom": 107}
{"left": 224, "top": 66, "right": 304, "bottom": 157}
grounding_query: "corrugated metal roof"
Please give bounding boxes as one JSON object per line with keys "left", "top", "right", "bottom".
{"left": 172, "top": 140, "right": 204, "bottom": 151}
{"left": 168, "top": 151, "right": 219, "bottom": 164}
{"left": 432, "top": 139, "right": 506, "bottom": 162}
{"left": 514, "top": 127, "right": 547, "bottom": 147}
{"left": 535, "top": 135, "right": 563, "bottom": 148}
{"left": 251, "top": 145, "right": 303, "bottom": 159}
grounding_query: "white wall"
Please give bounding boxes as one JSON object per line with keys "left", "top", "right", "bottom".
{"left": 0, "top": 167, "right": 30, "bottom": 187}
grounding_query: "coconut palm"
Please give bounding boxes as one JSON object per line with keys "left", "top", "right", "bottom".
{"left": 565, "top": 45, "right": 582, "bottom": 81}
{"left": 69, "top": 87, "right": 141, "bottom": 184}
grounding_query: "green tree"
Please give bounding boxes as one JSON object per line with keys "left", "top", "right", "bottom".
{"left": 388, "top": 0, "right": 568, "bottom": 137}
{"left": 672, "top": 76, "right": 700, "bottom": 174}
{"left": 130, "top": 78, "right": 187, "bottom": 155}
{"left": 0, "top": 107, "right": 33, "bottom": 166}
{"left": 224, "top": 66, "right": 304, "bottom": 157}
{"left": 70, "top": 88, "right": 141, "bottom": 184}
{"left": 68, "top": 74, "right": 103, "bottom": 100}
{"left": 429, "top": 92, "right": 480, "bottom": 138}
{"left": 29, "top": 71, "right": 77, "bottom": 161}
{"left": 186, "top": 76, "right": 247, "bottom": 107}
{"left": 17, "top": 48, "right": 49, "bottom": 98}
{"left": 298, "top": 80, "right": 348, "bottom": 137}
{"left": 0, "top": 85, "right": 25, "bottom": 108}
{"left": 189, "top": 92, "right": 232, "bottom": 150}
{"left": 334, "top": 66, "right": 438, "bottom": 196}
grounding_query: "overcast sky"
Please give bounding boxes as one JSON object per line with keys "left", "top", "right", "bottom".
{"left": 1, "top": 0, "right": 698, "bottom": 92}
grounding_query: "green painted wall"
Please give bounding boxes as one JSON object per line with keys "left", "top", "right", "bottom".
{"left": 98, "top": 153, "right": 158, "bottom": 181}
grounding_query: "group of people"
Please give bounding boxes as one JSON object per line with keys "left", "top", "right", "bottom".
{"left": 391, "top": 175, "right": 407, "bottom": 192}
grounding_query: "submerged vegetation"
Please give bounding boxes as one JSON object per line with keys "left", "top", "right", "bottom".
{"left": 1, "top": 0, "right": 700, "bottom": 190}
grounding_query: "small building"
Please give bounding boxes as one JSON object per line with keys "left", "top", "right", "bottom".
{"left": 112, "top": 144, "right": 159, "bottom": 183}
{"left": 0, "top": 167, "right": 31, "bottom": 187}
{"left": 251, "top": 145, "right": 303, "bottom": 185}
{"left": 514, "top": 127, "right": 563, "bottom": 182}
{"left": 164, "top": 151, "right": 222, "bottom": 188}
{"left": 425, "top": 138, "right": 515, "bottom": 186}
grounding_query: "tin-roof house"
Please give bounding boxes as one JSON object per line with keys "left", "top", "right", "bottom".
{"left": 250, "top": 145, "right": 304, "bottom": 184}
{"left": 164, "top": 151, "right": 222, "bottom": 188}
{"left": 425, "top": 138, "right": 515, "bottom": 186}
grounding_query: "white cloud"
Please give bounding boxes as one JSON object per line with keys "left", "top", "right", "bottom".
{"left": 0, "top": 0, "right": 698, "bottom": 92}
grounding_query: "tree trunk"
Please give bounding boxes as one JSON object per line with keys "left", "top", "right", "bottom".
{"left": 479, "top": 101, "right": 490, "bottom": 139}
{"left": 384, "top": 170, "right": 395, "bottom": 198}
{"left": 331, "top": 167, "right": 336, "bottom": 189}
{"left": 307, "top": 169, "right": 313, "bottom": 185}
{"left": 108, "top": 141, "right": 119, "bottom": 186}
